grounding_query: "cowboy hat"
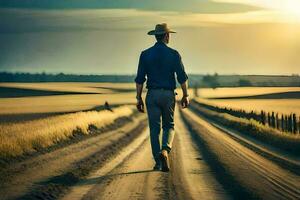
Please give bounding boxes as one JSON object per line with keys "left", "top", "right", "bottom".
{"left": 147, "top": 23, "right": 176, "bottom": 35}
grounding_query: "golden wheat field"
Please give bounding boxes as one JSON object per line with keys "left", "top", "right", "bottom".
{"left": 0, "top": 106, "right": 134, "bottom": 158}
{"left": 0, "top": 83, "right": 194, "bottom": 115}
{"left": 194, "top": 87, "right": 300, "bottom": 115}
{"left": 0, "top": 93, "right": 136, "bottom": 115}
{"left": 196, "top": 87, "right": 300, "bottom": 99}
{"left": 0, "top": 83, "right": 139, "bottom": 159}
{"left": 0, "top": 83, "right": 136, "bottom": 115}
{"left": 1, "top": 83, "right": 299, "bottom": 159}
{"left": 196, "top": 98, "right": 300, "bottom": 115}
{"left": 1, "top": 83, "right": 300, "bottom": 200}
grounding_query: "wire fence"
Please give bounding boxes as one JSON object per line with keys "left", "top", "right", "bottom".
{"left": 194, "top": 101, "right": 300, "bottom": 134}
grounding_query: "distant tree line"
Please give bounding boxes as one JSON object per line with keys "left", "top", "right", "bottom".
{"left": 195, "top": 74, "right": 253, "bottom": 90}
{"left": 0, "top": 72, "right": 135, "bottom": 83}
{"left": 1, "top": 72, "right": 300, "bottom": 87}
{"left": 238, "top": 79, "right": 252, "bottom": 87}
{"left": 202, "top": 73, "right": 220, "bottom": 89}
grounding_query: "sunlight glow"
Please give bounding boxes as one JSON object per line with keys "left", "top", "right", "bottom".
{"left": 282, "top": 1, "right": 300, "bottom": 17}
{"left": 214, "top": 0, "right": 300, "bottom": 19}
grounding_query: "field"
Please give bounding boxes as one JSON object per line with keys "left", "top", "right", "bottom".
{"left": 197, "top": 87, "right": 300, "bottom": 99}
{"left": 0, "top": 83, "right": 136, "bottom": 115}
{"left": 196, "top": 99, "right": 300, "bottom": 115}
{"left": 195, "top": 87, "right": 300, "bottom": 115}
{"left": 0, "top": 83, "right": 299, "bottom": 200}
{"left": 0, "top": 106, "right": 134, "bottom": 158}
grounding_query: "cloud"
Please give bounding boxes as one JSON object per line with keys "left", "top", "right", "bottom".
{"left": 213, "top": 0, "right": 300, "bottom": 17}
{"left": 0, "top": 4, "right": 299, "bottom": 75}
{"left": 1, "top": 8, "right": 300, "bottom": 34}
{"left": 0, "top": 0, "right": 260, "bottom": 13}
{"left": 1, "top": 22, "right": 299, "bottom": 75}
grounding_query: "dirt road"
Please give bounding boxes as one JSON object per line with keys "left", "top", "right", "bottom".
{"left": 0, "top": 114, "right": 147, "bottom": 200}
{"left": 1, "top": 106, "right": 299, "bottom": 200}
{"left": 62, "top": 109, "right": 229, "bottom": 200}
{"left": 181, "top": 108, "right": 300, "bottom": 200}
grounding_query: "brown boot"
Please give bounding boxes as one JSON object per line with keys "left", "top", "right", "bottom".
{"left": 160, "top": 150, "right": 170, "bottom": 172}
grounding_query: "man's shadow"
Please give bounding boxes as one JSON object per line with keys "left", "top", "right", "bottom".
{"left": 77, "top": 169, "right": 156, "bottom": 186}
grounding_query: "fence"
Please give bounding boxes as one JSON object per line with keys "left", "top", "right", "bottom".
{"left": 193, "top": 101, "right": 300, "bottom": 134}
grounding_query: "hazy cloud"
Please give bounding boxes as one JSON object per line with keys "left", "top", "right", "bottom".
{"left": 0, "top": 0, "right": 261, "bottom": 13}
{"left": 0, "top": 2, "right": 299, "bottom": 75}
{"left": 1, "top": 8, "right": 299, "bottom": 34}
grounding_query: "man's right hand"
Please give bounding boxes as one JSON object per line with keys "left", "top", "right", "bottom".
{"left": 136, "top": 98, "right": 145, "bottom": 113}
{"left": 181, "top": 96, "right": 189, "bottom": 108}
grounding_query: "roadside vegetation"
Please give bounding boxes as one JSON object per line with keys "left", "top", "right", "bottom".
{"left": 194, "top": 99, "right": 300, "bottom": 133}
{"left": 190, "top": 100, "right": 300, "bottom": 156}
{"left": 0, "top": 106, "right": 134, "bottom": 159}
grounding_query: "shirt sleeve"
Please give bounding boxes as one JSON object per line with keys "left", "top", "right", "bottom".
{"left": 174, "top": 51, "right": 188, "bottom": 84}
{"left": 134, "top": 52, "right": 147, "bottom": 84}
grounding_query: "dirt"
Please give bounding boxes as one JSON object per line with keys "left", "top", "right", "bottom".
{"left": 0, "top": 114, "right": 147, "bottom": 200}
{"left": 181, "top": 108, "right": 300, "bottom": 200}
{"left": 61, "top": 108, "right": 231, "bottom": 200}
{"left": 1, "top": 106, "right": 299, "bottom": 200}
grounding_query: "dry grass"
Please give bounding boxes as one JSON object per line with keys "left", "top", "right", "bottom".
{"left": 0, "top": 83, "right": 196, "bottom": 115}
{"left": 196, "top": 87, "right": 300, "bottom": 99}
{"left": 0, "top": 91, "right": 194, "bottom": 115}
{"left": 0, "top": 106, "right": 134, "bottom": 159}
{"left": 0, "top": 83, "right": 138, "bottom": 115}
{"left": 190, "top": 102, "right": 300, "bottom": 156}
{"left": 0, "top": 83, "right": 138, "bottom": 159}
{"left": 0, "top": 93, "right": 137, "bottom": 115}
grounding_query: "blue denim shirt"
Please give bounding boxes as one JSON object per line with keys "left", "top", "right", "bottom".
{"left": 134, "top": 41, "right": 188, "bottom": 90}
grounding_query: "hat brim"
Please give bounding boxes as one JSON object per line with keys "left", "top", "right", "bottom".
{"left": 147, "top": 30, "right": 176, "bottom": 35}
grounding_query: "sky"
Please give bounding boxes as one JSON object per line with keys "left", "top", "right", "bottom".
{"left": 0, "top": 0, "right": 300, "bottom": 75}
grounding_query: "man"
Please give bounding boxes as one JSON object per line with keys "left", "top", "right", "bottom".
{"left": 135, "top": 23, "right": 189, "bottom": 172}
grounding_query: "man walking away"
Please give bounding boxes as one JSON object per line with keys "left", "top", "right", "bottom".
{"left": 135, "top": 23, "right": 189, "bottom": 172}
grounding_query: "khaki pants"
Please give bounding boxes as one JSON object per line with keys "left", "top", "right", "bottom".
{"left": 145, "top": 89, "right": 176, "bottom": 164}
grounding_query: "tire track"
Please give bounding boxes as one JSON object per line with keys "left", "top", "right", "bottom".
{"left": 189, "top": 101, "right": 300, "bottom": 175}
{"left": 168, "top": 108, "right": 231, "bottom": 200}
{"left": 63, "top": 131, "right": 167, "bottom": 200}
{"left": 181, "top": 108, "right": 300, "bottom": 200}
{"left": 63, "top": 107, "right": 231, "bottom": 200}
{"left": 0, "top": 115, "right": 147, "bottom": 200}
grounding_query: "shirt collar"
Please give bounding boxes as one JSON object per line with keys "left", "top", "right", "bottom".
{"left": 154, "top": 41, "right": 167, "bottom": 47}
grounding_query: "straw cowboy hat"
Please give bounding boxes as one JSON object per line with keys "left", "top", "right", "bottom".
{"left": 147, "top": 23, "right": 176, "bottom": 35}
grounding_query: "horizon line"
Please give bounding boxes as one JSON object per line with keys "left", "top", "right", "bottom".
{"left": 0, "top": 71, "right": 299, "bottom": 77}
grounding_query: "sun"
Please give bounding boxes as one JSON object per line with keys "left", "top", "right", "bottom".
{"left": 280, "top": 1, "right": 300, "bottom": 17}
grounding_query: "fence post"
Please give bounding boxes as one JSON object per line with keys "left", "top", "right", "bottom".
{"left": 293, "top": 114, "right": 297, "bottom": 133}
{"left": 276, "top": 113, "right": 279, "bottom": 130}
{"left": 271, "top": 112, "right": 275, "bottom": 128}
{"left": 268, "top": 112, "right": 271, "bottom": 126}
{"left": 285, "top": 115, "right": 288, "bottom": 132}
{"left": 281, "top": 114, "right": 284, "bottom": 131}
{"left": 288, "top": 114, "right": 292, "bottom": 132}
{"left": 260, "top": 110, "right": 265, "bottom": 125}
